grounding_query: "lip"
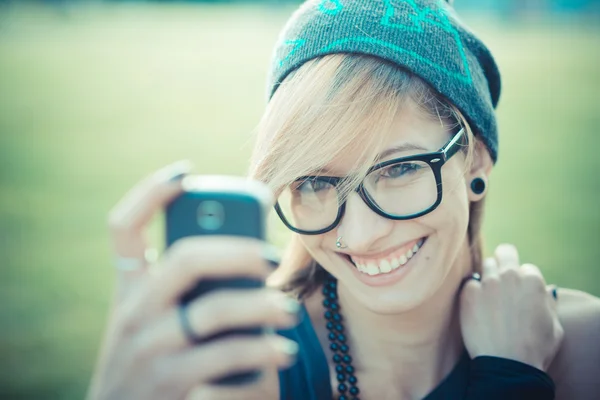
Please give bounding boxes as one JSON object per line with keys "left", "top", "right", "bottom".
{"left": 338, "top": 236, "right": 428, "bottom": 287}
{"left": 347, "top": 238, "right": 422, "bottom": 265}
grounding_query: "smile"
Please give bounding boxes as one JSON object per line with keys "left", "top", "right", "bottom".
{"left": 345, "top": 237, "right": 427, "bottom": 276}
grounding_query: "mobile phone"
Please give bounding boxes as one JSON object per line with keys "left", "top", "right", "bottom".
{"left": 165, "top": 175, "right": 273, "bottom": 385}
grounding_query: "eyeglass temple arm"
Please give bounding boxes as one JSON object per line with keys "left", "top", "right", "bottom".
{"left": 441, "top": 128, "right": 466, "bottom": 161}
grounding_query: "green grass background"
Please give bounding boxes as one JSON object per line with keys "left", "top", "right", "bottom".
{"left": 0, "top": 3, "right": 599, "bottom": 399}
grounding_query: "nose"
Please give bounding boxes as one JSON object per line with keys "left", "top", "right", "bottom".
{"left": 336, "top": 191, "right": 394, "bottom": 252}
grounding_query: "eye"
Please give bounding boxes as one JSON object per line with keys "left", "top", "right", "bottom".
{"left": 292, "top": 178, "right": 331, "bottom": 193}
{"left": 380, "top": 162, "right": 422, "bottom": 179}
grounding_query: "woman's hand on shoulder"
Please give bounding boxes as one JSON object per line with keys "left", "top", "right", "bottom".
{"left": 459, "top": 244, "right": 564, "bottom": 371}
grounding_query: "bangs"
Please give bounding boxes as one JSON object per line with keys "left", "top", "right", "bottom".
{"left": 251, "top": 55, "right": 408, "bottom": 198}
{"left": 249, "top": 53, "right": 464, "bottom": 200}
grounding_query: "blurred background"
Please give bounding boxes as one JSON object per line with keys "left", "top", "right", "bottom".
{"left": 0, "top": 0, "right": 599, "bottom": 398}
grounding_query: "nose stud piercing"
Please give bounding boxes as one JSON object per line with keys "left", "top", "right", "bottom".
{"left": 336, "top": 236, "right": 348, "bottom": 249}
{"left": 470, "top": 177, "right": 486, "bottom": 195}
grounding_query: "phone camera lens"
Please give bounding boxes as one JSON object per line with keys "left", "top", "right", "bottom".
{"left": 197, "top": 201, "right": 225, "bottom": 231}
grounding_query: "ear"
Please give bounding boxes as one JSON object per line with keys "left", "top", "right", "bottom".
{"left": 467, "top": 139, "right": 493, "bottom": 202}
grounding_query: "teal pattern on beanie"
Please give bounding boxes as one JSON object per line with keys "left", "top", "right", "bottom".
{"left": 267, "top": 0, "right": 501, "bottom": 162}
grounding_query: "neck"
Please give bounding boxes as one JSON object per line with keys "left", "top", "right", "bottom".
{"left": 336, "top": 244, "right": 472, "bottom": 398}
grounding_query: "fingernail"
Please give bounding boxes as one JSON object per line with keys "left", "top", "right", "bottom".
{"left": 160, "top": 160, "right": 193, "bottom": 182}
{"left": 274, "top": 337, "right": 299, "bottom": 358}
{"left": 144, "top": 248, "right": 159, "bottom": 264}
{"left": 279, "top": 297, "right": 301, "bottom": 315}
{"left": 169, "top": 172, "right": 188, "bottom": 182}
{"left": 262, "top": 244, "right": 282, "bottom": 269}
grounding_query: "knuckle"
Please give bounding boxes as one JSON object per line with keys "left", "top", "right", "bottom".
{"left": 481, "top": 275, "right": 500, "bottom": 289}
{"left": 524, "top": 273, "right": 546, "bottom": 292}
{"left": 522, "top": 262, "right": 541, "bottom": 274}
{"left": 115, "top": 303, "right": 144, "bottom": 337}
{"left": 131, "top": 330, "right": 160, "bottom": 365}
{"left": 500, "top": 267, "right": 520, "bottom": 281}
{"left": 460, "top": 280, "right": 479, "bottom": 296}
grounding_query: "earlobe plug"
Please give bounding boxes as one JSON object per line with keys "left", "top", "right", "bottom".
{"left": 470, "top": 177, "right": 486, "bottom": 195}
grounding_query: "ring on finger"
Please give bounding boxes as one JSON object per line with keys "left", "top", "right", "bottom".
{"left": 178, "top": 301, "right": 203, "bottom": 345}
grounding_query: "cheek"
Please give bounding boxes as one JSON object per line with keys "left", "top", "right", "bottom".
{"left": 298, "top": 234, "right": 328, "bottom": 259}
{"left": 439, "top": 164, "right": 471, "bottom": 225}
{"left": 422, "top": 169, "right": 470, "bottom": 252}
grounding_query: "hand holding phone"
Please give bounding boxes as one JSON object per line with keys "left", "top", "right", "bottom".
{"left": 166, "top": 175, "right": 279, "bottom": 385}
{"left": 88, "top": 166, "right": 299, "bottom": 400}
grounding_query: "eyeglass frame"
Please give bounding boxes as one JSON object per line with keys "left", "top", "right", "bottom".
{"left": 274, "top": 127, "right": 466, "bottom": 235}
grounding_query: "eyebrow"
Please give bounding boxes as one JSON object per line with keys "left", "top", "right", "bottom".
{"left": 376, "top": 143, "right": 430, "bottom": 160}
{"left": 312, "top": 142, "right": 430, "bottom": 177}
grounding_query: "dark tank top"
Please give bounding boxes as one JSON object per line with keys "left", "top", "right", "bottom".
{"left": 277, "top": 305, "right": 555, "bottom": 400}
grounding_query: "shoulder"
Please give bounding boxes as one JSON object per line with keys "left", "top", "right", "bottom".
{"left": 548, "top": 288, "right": 600, "bottom": 400}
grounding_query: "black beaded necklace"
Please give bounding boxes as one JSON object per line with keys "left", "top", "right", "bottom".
{"left": 322, "top": 274, "right": 361, "bottom": 400}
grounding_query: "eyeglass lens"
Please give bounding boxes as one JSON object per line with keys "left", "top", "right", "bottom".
{"left": 277, "top": 160, "right": 438, "bottom": 232}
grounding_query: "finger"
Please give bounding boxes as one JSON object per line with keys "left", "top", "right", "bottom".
{"left": 520, "top": 262, "right": 544, "bottom": 279}
{"left": 494, "top": 243, "right": 520, "bottom": 271}
{"left": 481, "top": 257, "right": 498, "bottom": 278}
{"left": 459, "top": 272, "right": 480, "bottom": 294}
{"left": 146, "top": 288, "right": 300, "bottom": 350}
{"left": 169, "top": 335, "right": 298, "bottom": 387}
{"left": 458, "top": 276, "right": 481, "bottom": 308}
{"left": 520, "top": 263, "right": 549, "bottom": 299}
{"left": 187, "top": 384, "right": 259, "bottom": 400}
{"left": 187, "top": 369, "right": 278, "bottom": 400}
{"left": 108, "top": 161, "right": 191, "bottom": 291}
{"left": 141, "top": 237, "right": 272, "bottom": 311}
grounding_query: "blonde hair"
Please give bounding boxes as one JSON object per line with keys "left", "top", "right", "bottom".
{"left": 250, "top": 54, "right": 485, "bottom": 299}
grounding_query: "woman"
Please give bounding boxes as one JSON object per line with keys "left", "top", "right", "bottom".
{"left": 89, "top": 1, "right": 600, "bottom": 399}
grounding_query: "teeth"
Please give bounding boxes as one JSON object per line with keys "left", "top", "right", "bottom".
{"left": 351, "top": 238, "right": 426, "bottom": 276}
{"left": 379, "top": 259, "right": 392, "bottom": 273}
{"left": 367, "top": 263, "right": 379, "bottom": 276}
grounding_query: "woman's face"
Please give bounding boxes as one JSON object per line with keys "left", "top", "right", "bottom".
{"left": 298, "top": 101, "right": 477, "bottom": 314}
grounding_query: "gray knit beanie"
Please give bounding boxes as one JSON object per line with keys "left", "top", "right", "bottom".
{"left": 266, "top": 0, "right": 501, "bottom": 162}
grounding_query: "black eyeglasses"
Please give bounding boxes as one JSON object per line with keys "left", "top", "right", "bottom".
{"left": 274, "top": 128, "right": 466, "bottom": 235}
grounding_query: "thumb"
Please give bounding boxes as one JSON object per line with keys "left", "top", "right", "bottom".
{"left": 107, "top": 160, "right": 191, "bottom": 298}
